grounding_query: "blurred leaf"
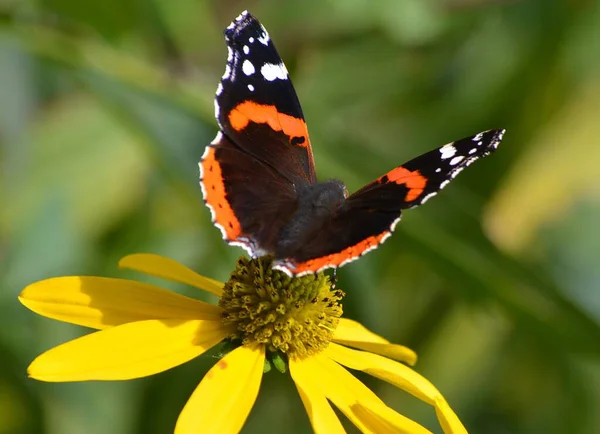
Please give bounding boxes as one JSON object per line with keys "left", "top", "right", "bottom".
{"left": 0, "top": 341, "right": 45, "bottom": 434}
{"left": 484, "top": 80, "right": 600, "bottom": 252}
{"left": 540, "top": 201, "right": 600, "bottom": 320}
{"left": 79, "top": 72, "right": 211, "bottom": 202}
{"left": 377, "top": 0, "right": 445, "bottom": 44}
{"left": 152, "top": 0, "right": 221, "bottom": 58}
{"left": 401, "top": 213, "right": 600, "bottom": 357}
{"left": 41, "top": 0, "right": 143, "bottom": 39}
{"left": 0, "top": 13, "right": 210, "bottom": 117}
{"left": 0, "top": 38, "right": 35, "bottom": 179}
{"left": 2, "top": 96, "right": 150, "bottom": 239}
{"left": 565, "top": 0, "right": 600, "bottom": 79}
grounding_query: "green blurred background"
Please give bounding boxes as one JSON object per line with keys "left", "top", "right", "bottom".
{"left": 2, "top": 0, "right": 600, "bottom": 433}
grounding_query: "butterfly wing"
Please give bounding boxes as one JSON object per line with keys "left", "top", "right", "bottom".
{"left": 215, "top": 11, "right": 316, "bottom": 184}
{"left": 201, "top": 11, "right": 316, "bottom": 255}
{"left": 201, "top": 133, "right": 298, "bottom": 255}
{"left": 273, "top": 129, "right": 505, "bottom": 275}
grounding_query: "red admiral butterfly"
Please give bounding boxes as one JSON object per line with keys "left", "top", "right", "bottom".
{"left": 200, "top": 11, "right": 505, "bottom": 276}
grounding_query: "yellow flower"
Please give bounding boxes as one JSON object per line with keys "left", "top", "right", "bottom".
{"left": 19, "top": 254, "right": 466, "bottom": 434}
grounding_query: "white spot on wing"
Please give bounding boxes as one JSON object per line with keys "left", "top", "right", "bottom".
{"left": 261, "top": 63, "right": 288, "bottom": 81}
{"left": 435, "top": 168, "right": 442, "bottom": 173}
{"left": 273, "top": 263, "right": 294, "bottom": 277}
{"left": 389, "top": 216, "right": 402, "bottom": 232}
{"left": 248, "top": 84, "right": 255, "bottom": 91}
{"left": 230, "top": 240, "right": 255, "bottom": 257}
{"left": 243, "top": 45, "right": 249, "bottom": 55}
{"left": 227, "top": 12, "right": 246, "bottom": 31}
{"left": 249, "top": 37, "right": 254, "bottom": 43}
{"left": 222, "top": 64, "right": 232, "bottom": 80}
{"left": 449, "top": 155, "right": 465, "bottom": 166}
{"left": 473, "top": 132, "right": 484, "bottom": 141}
{"left": 213, "top": 99, "right": 220, "bottom": 119}
{"left": 469, "top": 148, "right": 477, "bottom": 154}
{"left": 492, "top": 129, "right": 505, "bottom": 148}
{"left": 257, "top": 29, "right": 270, "bottom": 45}
{"left": 421, "top": 192, "right": 437, "bottom": 204}
{"left": 439, "top": 144, "right": 457, "bottom": 160}
{"left": 379, "top": 232, "right": 392, "bottom": 244}
{"left": 235, "top": 11, "right": 248, "bottom": 23}
{"left": 450, "top": 166, "right": 465, "bottom": 179}
{"left": 227, "top": 46, "right": 234, "bottom": 62}
{"left": 216, "top": 82, "right": 223, "bottom": 96}
{"left": 211, "top": 131, "right": 223, "bottom": 144}
{"left": 242, "top": 59, "right": 255, "bottom": 75}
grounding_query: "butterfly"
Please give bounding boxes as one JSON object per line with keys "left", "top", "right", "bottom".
{"left": 200, "top": 11, "right": 505, "bottom": 276}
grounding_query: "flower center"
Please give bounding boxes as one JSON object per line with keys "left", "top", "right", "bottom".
{"left": 218, "top": 256, "right": 344, "bottom": 360}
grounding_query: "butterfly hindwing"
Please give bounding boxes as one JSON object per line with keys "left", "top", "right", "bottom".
{"left": 200, "top": 132, "right": 298, "bottom": 254}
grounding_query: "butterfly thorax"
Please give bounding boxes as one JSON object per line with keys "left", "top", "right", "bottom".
{"left": 275, "top": 180, "right": 347, "bottom": 258}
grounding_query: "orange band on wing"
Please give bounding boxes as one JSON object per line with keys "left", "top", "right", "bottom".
{"left": 200, "top": 147, "right": 242, "bottom": 240}
{"left": 228, "top": 101, "right": 309, "bottom": 147}
{"left": 291, "top": 232, "right": 390, "bottom": 275}
{"left": 384, "top": 167, "right": 427, "bottom": 202}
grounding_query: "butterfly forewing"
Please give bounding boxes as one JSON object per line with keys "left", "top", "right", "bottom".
{"left": 215, "top": 11, "right": 316, "bottom": 185}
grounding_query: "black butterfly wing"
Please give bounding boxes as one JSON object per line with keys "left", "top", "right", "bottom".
{"left": 273, "top": 129, "right": 505, "bottom": 275}
{"left": 201, "top": 11, "right": 317, "bottom": 255}
{"left": 201, "top": 133, "right": 297, "bottom": 254}
{"left": 215, "top": 11, "right": 316, "bottom": 185}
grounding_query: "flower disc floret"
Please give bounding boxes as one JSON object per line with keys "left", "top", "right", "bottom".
{"left": 219, "top": 257, "right": 344, "bottom": 359}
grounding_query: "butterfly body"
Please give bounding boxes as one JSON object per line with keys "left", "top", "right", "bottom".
{"left": 200, "top": 11, "right": 505, "bottom": 276}
{"left": 275, "top": 180, "right": 347, "bottom": 257}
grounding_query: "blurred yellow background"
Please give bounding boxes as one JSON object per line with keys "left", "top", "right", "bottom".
{"left": 2, "top": 0, "right": 600, "bottom": 433}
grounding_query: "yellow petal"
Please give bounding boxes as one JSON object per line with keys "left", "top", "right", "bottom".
{"left": 325, "top": 343, "right": 438, "bottom": 402}
{"left": 289, "top": 358, "right": 347, "bottom": 434}
{"left": 353, "top": 400, "right": 432, "bottom": 434}
{"left": 333, "top": 319, "right": 417, "bottom": 365}
{"left": 325, "top": 343, "right": 465, "bottom": 431}
{"left": 434, "top": 396, "right": 468, "bottom": 434}
{"left": 302, "top": 354, "right": 430, "bottom": 434}
{"left": 119, "top": 254, "right": 223, "bottom": 296}
{"left": 335, "top": 319, "right": 390, "bottom": 344}
{"left": 293, "top": 355, "right": 375, "bottom": 433}
{"left": 28, "top": 319, "right": 232, "bottom": 381}
{"left": 175, "top": 345, "right": 264, "bottom": 434}
{"left": 19, "top": 277, "right": 222, "bottom": 330}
